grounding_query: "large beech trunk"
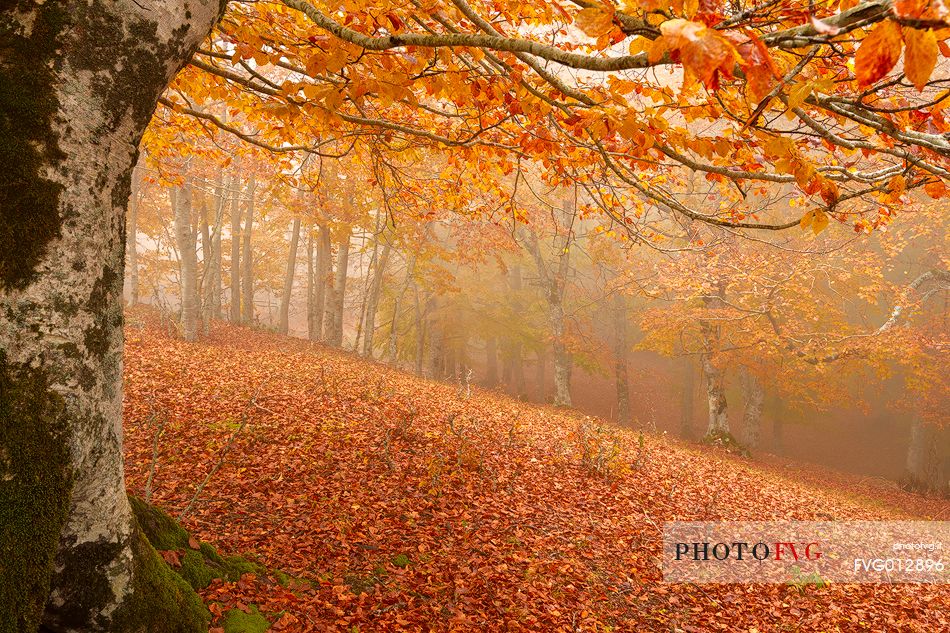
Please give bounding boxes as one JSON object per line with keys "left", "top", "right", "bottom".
{"left": 701, "top": 352, "right": 729, "bottom": 436}
{"left": 740, "top": 370, "right": 764, "bottom": 449}
{"left": 0, "top": 1, "right": 223, "bottom": 630}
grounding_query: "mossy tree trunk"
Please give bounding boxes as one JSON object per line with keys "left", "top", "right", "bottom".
{"left": 241, "top": 174, "right": 256, "bottom": 325}
{"left": 229, "top": 175, "right": 242, "bottom": 323}
{"left": 0, "top": 1, "right": 224, "bottom": 630}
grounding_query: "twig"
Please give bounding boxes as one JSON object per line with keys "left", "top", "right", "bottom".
{"left": 143, "top": 413, "right": 166, "bottom": 503}
{"left": 178, "top": 380, "right": 268, "bottom": 521}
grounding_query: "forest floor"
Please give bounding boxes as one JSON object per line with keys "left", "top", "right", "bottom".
{"left": 123, "top": 309, "right": 950, "bottom": 632}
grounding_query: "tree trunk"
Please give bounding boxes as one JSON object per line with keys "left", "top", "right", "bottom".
{"left": 484, "top": 337, "right": 499, "bottom": 387}
{"left": 0, "top": 2, "right": 222, "bottom": 630}
{"left": 312, "top": 222, "right": 330, "bottom": 341}
{"left": 198, "top": 191, "right": 211, "bottom": 332}
{"left": 388, "top": 255, "right": 416, "bottom": 362}
{"left": 241, "top": 174, "right": 255, "bottom": 325}
{"left": 701, "top": 352, "right": 729, "bottom": 436}
{"left": 535, "top": 347, "right": 546, "bottom": 403}
{"left": 740, "top": 370, "right": 764, "bottom": 449}
{"left": 362, "top": 240, "right": 391, "bottom": 358}
{"left": 905, "top": 417, "right": 942, "bottom": 491}
{"left": 126, "top": 165, "right": 141, "bottom": 305}
{"left": 680, "top": 356, "right": 695, "bottom": 440}
{"left": 414, "top": 285, "right": 425, "bottom": 376}
{"left": 172, "top": 178, "right": 198, "bottom": 342}
{"left": 278, "top": 217, "right": 301, "bottom": 335}
{"left": 229, "top": 175, "right": 242, "bottom": 323}
{"left": 325, "top": 228, "right": 349, "bottom": 347}
{"left": 612, "top": 293, "right": 630, "bottom": 425}
{"left": 207, "top": 170, "right": 225, "bottom": 321}
{"left": 427, "top": 295, "right": 443, "bottom": 379}
{"left": 306, "top": 231, "right": 316, "bottom": 340}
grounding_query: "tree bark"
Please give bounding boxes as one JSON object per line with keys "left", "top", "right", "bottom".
{"left": 207, "top": 170, "right": 225, "bottom": 321}
{"left": 680, "top": 356, "right": 695, "bottom": 440}
{"left": 701, "top": 352, "right": 729, "bottom": 436}
{"left": 484, "top": 337, "right": 499, "bottom": 387}
{"left": 362, "top": 240, "right": 391, "bottom": 358}
{"left": 198, "top": 190, "right": 211, "bottom": 332}
{"left": 325, "top": 227, "right": 349, "bottom": 347}
{"left": 535, "top": 347, "right": 546, "bottom": 403}
{"left": 740, "top": 370, "right": 764, "bottom": 449}
{"left": 241, "top": 174, "right": 255, "bottom": 325}
{"left": 312, "top": 222, "right": 330, "bottom": 341}
{"left": 905, "top": 417, "right": 942, "bottom": 491}
{"left": 126, "top": 165, "right": 141, "bottom": 305}
{"left": 229, "top": 175, "right": 242, "bottom": 323}
{"left": 278, "top": 217, "right": 301, "bottom": 335}
{"left": 612, "top": 293, "right": 630, "bottom": 425}
{"left": 172, "top": 178, "right": 199, "bottom": 342}
{"left": 387, "top": 254, "right": 415, "bottom": 362}
{"left": 0, "top": 1, "right": 223, "bottom": 630}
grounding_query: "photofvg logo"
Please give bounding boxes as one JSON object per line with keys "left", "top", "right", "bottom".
{"left": 663, "top": 521, "right": 949, "bottom": 584}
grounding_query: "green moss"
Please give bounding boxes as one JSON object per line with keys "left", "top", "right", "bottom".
{"left": 0, "top": 354, "right": 72, "bottom": 632}
{"left": 391, "top": 553, "right": 411, "bottom": 568}
{"left": 128, "top": 496, "right": 265, "bottom": 589}
{"left": 222, "top": 605, "right": 270, "bottom": 633}
{"left": 108, "top": 525, "right": 209, "bottom": 632}
{"left": 0, "top": 3, "right": 69, "bottom": 289}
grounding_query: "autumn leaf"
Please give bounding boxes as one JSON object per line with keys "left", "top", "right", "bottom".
{"left": 903, "top": 28, "right": 938, "bottom": 91}
{"left": 811, "top": 209, "right": 830, "bottom": 234}
{"left": 660, "top": 19, "right": 740, "bottom": 89}
{"left": 575, "top": 7, "right": 615, "bottom": 39}
{"left": 854, "top": 20, "right": 903, "bottom": 87}
{"left": 159, "top": 549, "right": 182, "bottom": 568}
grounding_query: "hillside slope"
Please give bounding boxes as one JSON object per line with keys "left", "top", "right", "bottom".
{"left": 123, "top": 311, "right": 949, "bottom": 632}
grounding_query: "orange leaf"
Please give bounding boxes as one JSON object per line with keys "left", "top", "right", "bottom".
{"left": 855, "top": 20, "right": 903, "bottom": 87}
{"left": 159, "top": 549, "right": 182, "bottom": 568}
{"left": 903, "top": 28, "right": 938, "bottom": 91}
{"left": 575, "top": 7, "right": 615, "bottom": 39}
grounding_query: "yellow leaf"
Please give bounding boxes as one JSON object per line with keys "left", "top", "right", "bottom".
{"left": 854, "top": 20, "right": 903, "bottom": 87}
{"left": 800, "top": 209, "right": 815, "bottom": 230}
{"left": 812, "top": 209, "right": 829, "bottom": 234}
{"left": 903, "top": 28, "right": 937, "bottom": 91}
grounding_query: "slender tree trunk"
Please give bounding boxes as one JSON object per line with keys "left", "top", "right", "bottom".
{"left": 387, "top": 255, "right": 415, "bottom": 362}
{"left": 229, "top": 175, "right": 242, "bottom": 323}
{"left": 325, "top": 228, "right": 349, "bottom": 347}
{"left": 208, "top": 170, "right": 225, "bottom": 321}
{"left": 362, "top": 240, "right": 391, "bottom": 357}
{"left": 313, "top": 222, "right": 330, "bottom": 341}
{"left": 613, "top": 293, "right": 630, "bottom": 425}
{"left": 278, "top": 217, "right": 301, "bottom": 335}
{"left": 740, "top": 370, "right": 764, "bottom": 449}
{"left": 126, "top": 165, "right": 141, "bottom": 305}
{"left": 414, "top": 285, "right": 425, "bottom": 376}
{"left": 173, "top": 178, "right": 199, "bottom": 342}
{"left": 484, "top": 337, "right": 499, "bottom": 387}
{"left": 701, "top": 352, "right": 729, "bottom": 436}
{"left": 198, "top": 191, "right": 211, "bottom": 332}
{"left": 680, "top": 356, "right": 695, "bottom": 440}
{"left": 0, "top": 2, "right": 222, "bottom": 629}
{"left": 241, "top": 174, "right": 255, "bottom": 325}
{"left": 306, "top": 231, "right": 316, "bottom": 340}
{"left": 535, "top": 347, "right": 546, "bottom": 403}
{"left": 427, "top": 295, "right": 443, "bottom": 379}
